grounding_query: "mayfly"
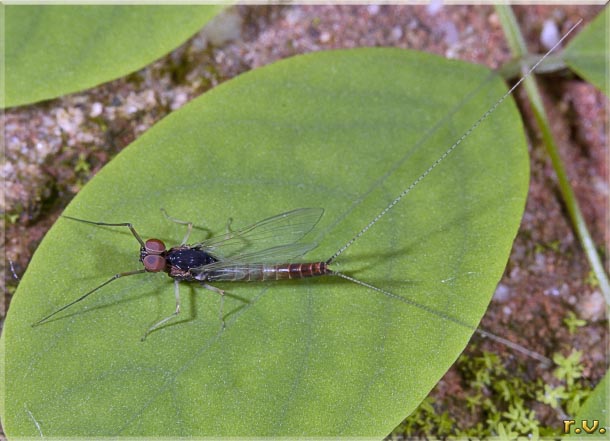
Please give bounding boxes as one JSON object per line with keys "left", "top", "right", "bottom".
{"left": 33, "top": 208, "right": 331, "bottom": 340}
{"left": 33, "top": 22, "right": 579, "bottom": 349}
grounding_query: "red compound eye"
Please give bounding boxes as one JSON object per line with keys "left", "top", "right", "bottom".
{"left": 143, "top": 254, "right": 166, "bottom": 272}
{"left": 145, "top": 238, "right": 166, "bottom": 254}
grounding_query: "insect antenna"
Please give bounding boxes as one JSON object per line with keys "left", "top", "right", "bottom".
{"left": 31, "top": 216, "right": 149, "bottom": 326}
{"left": 326, "top": 19, "right": 582, "bottom": 266}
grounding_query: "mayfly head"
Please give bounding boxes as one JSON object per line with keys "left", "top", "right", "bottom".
{"left": 140, "top": 238, "right": 169, "bottom": 273}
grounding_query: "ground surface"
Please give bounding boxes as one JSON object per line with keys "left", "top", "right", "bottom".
{"left": 3, "top": 4, "right": 608, "bottom": 437}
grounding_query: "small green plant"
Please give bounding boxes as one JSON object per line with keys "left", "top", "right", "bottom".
{"left": 563, "top": 311, "right": 587, "bottom": 335}
{"left": 537, "top": 350, "right": 592, "bottom": 417}
{"left": 496, "top": 421, "right": 539, "bottom": 441}
{"left": 585, "top": 270, "right": 600, "bottom": 288}
{"left": 74, "top": 152, "right": 92, "bottom": 175}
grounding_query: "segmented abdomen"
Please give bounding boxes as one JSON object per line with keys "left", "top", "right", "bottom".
{"left": 206, "top": 262, "right": 331, "bottom": 282}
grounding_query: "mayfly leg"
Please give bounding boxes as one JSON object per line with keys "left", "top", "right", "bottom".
{"left": 142, "top": 279, "right": 182, "bottom": 341}
{"left": 160, "top": 208, "right": 193, "bottom": 246}
{"left": 155, "top": 209, "right": 227, "bottom": 335}
{"left": 135, "top": 208, "right": 195, "bottom": 340}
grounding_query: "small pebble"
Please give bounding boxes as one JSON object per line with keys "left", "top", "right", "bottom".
{"left": 540, "top": 19, "right": 560, "bottom": 50}
{"left": 90, "top": 102, "right": 103, "bottom": 118}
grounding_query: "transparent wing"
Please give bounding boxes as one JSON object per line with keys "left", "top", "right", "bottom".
{"left": 203, "top": 264, "right": 267, "bottom": 282}
{"left": 196, "top": 263, "right": 280, "bottom": 282}
{"left": 191, "top": 244, "right": 318, "bottom": 272}
{"left": 196, "top": 208, "right": 323, "bottom": 263}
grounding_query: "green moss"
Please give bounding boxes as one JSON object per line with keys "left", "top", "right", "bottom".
{"left": 390, "top": 397, "right": 456, "bottom": 438}
{"left": 391, "top": 349, "right": 595, "bottom": 438}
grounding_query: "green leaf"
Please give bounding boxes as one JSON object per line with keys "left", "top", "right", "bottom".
{"left": 1, "top": 48, "right": 528, "bottom": 436}
{"left": 4, "top": 5, "right": 224, "bottom": 108}
{"left": 564, "top": 6, "right": 610, "bottom": 96}
{"left": 569, "top": 370, "right": 609, "bottom": 437}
